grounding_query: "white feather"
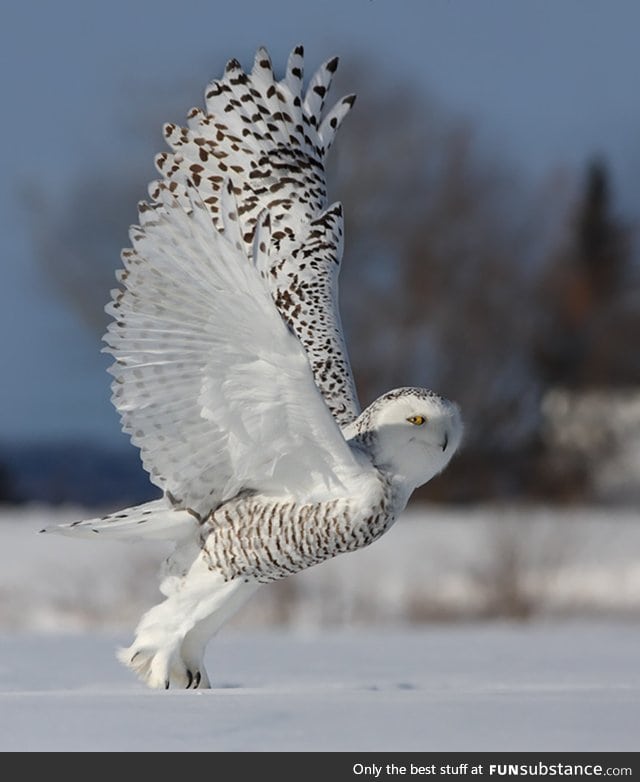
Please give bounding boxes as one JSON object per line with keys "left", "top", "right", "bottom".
{"left": 103, "top": 182, "right": 362, "bottom": 514}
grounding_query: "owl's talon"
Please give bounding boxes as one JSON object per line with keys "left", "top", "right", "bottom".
{"left": 186, "top": 670, "right": 193, "bottom": 688}
{"left": 193, "top": 671, "right": 201, "bottom": 689}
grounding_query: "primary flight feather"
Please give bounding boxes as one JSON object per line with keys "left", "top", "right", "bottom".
{"left": 46, "top": 46, "right": 463, "bottom": 689}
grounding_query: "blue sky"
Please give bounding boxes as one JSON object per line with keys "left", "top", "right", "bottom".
{"left": 1, "top": 0, "right": 639, "bottom": 445}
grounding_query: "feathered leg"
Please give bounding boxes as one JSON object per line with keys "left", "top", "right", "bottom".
{"left": 117, "top": 552, "right": 258, "bottom": 689}
{"left": 179, "top": 580, "right": 258, "bottom": 688}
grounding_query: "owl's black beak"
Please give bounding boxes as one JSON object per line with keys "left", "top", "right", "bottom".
{"left": 441, "top": 432, "right": 449, "bottom": 452}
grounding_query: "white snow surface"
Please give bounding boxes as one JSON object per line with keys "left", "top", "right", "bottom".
{"left": 1, "top": 503, "right": 639, "bottom": 751}
{"left": 1, "top": 626, "right": 639, "bottom": 751}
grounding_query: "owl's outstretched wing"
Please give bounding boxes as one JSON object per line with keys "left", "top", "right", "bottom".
{"left": 147, "top": 46, "right": 360, "bottom": 427}
{"left": 103, "top": 181, "right": 362, "bottom": 517}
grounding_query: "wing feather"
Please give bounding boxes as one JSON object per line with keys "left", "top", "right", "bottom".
{"left": 147, "top": 46, "right": 361, "bottom": 426}
{"left": 104, "top": 184, "right": 362, "bottom": 515}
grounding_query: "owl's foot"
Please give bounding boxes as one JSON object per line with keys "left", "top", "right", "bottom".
{"left": 118, "top": 559, "right": 256, "bottom": 689}
{"left": 117, "top": 643, "right": 210, "bottom": 690}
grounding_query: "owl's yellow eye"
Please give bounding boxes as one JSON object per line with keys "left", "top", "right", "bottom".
{"left": 407, "top": 415, "right": 426, "bottom": 426}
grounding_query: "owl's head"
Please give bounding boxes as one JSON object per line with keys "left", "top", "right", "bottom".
{"left": 351, "top": 387, "right": 463, "bottom": 494}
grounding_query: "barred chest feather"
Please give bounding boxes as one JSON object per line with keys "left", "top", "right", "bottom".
{"left": 201, "top": 470, "right": 400, "bottom": 584}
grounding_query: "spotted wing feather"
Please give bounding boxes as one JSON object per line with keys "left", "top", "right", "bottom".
{"left": 146, "top": 46, "right": 360, "bottom": 426}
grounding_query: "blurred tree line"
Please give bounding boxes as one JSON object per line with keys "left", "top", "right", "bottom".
{"left": 26, "top": 57, "right": 640, "bottom": 505}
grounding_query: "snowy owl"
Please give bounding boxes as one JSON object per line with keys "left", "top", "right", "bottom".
{"left": 46, "top": 46, "right": 463, "bottom": 689}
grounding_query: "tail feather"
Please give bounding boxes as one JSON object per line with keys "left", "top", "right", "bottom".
{"left": 40, "top": 499, "right": 199, "bottom": 541}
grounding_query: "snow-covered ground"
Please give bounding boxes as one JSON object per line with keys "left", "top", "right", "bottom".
{"left": 1, "top": 626, "right": 639, "bottom": 751}
{"left": 1, "top": 503, "right": 639, "bottom": 751}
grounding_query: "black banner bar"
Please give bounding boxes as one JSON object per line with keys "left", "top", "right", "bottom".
{"left": 14, "top": 751, "right": 640, "bottom": 775}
